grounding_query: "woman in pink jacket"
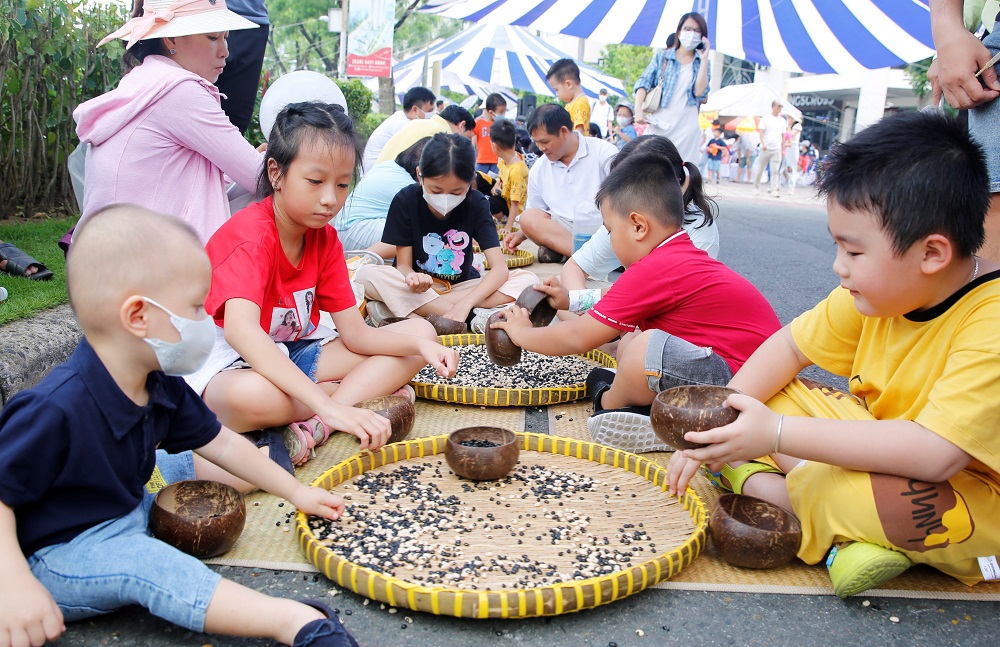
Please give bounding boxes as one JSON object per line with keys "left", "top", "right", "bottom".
{"left": 72, "top": 0, "right": 264, "bottom": 245}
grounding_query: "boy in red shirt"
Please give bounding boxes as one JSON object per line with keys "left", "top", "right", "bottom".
{"left": 474, "top": 93, "right": 507, "bottom": 175}
{"left": 493, "top": 150, "right": 780, "bottom": 452}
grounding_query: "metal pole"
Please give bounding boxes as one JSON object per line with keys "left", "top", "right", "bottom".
{"left": 339, "top": 0, "right": 349, "bottom": 78}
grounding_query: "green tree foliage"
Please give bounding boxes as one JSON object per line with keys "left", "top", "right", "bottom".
{"left": 904, "top": 56, "right": 932, "bottom": 101}
{"left": 1, "top": 0, "right": 129, "bottom": 218}
{"left": 598, "top": 44, "right": 653, "bottom": 99}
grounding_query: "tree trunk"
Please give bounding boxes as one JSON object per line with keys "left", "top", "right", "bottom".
{"left": 379, "top": 76, "right": 396, "bottom": 115}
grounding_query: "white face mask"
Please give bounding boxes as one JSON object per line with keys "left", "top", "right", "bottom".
{"left": 679, "top": 31, "right": 701, "bottom": 51}
{"left": 142, "top": 297, "right": 216, "bottom": 376}
{"left": 424, "top": 109, "right": 436, "bottom": 120}
{"left": 618, "top": 116, "right": 633, "bottom": 127}
{"left": 422, "top": 187, "right": 466, "bottom": 217}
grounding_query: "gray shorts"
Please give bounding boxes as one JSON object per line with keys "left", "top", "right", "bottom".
{"left": 971, "top": 20, "right": 1000, "bottom": 192}
{"left": 643, "top": 329, "right": 734, "bottom": 393}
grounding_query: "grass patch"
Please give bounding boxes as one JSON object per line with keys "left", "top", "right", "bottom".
{"left": 0, "top": 217, "right": 77, "bottom": 326}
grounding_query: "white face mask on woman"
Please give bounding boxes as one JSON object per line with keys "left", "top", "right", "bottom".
{"left": 679, "top": 31, "right": 701, "bottom": 51}
{"left": 141, "top": 297, "right": 216, "bottom": 375}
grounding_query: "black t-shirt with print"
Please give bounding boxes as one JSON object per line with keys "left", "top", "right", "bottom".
{"left": 382, "top": 184, "right": 500, "bottom": 283}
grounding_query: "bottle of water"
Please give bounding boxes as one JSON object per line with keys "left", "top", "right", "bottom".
{"left": 573, "top": 200, "right": 603, "bottom": 253}
{"left": 0, "top": 287, "right": 8, "bottom": 303}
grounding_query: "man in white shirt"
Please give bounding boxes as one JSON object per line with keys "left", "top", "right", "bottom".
{"left": 590, "top": 88, "right": 614, "bottom": 138}
{"left": 362, "top": 87, "right": 436, "bottom": 173}
{"left": 502, "top": 104, "right": 618, "bottom": 262}
{"left": 753, "top": 100, "right": 787, "bottom": 197}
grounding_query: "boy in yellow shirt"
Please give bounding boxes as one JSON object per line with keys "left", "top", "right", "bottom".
{"left": 546, "top": 58, "right": 589, "bottom": 135}
{"left": 489, "top": 119, "right": 530, "bottom": 236}
{"left": 667, "top": 110, "right": 1000, "bottom": 598}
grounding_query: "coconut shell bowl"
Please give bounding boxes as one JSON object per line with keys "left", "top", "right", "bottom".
{"left": 514, "top": 285, "right": 558, "bottom": 328}
{"left": 150, "top": 480, "right": 246, "bottom": 558}
{"left": 484, "top": 311, "right": 522, "bottom": 367}
{"left": 444, "top": 426, "right": 520, "bottom": 481}
{"left": 484, "top": 286, "right": 558, "bottom": 367}
{"left": 650, "top": 385, "right": 741, "bottom": 451}
{"left": 709, "top": 493, "right": 802, "bottom": 569}
{"left": 354, "top": 395, "right": 415, "bottom": 444}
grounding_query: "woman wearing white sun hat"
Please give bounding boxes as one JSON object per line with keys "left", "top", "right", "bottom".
{"left": 71, "top": 0, "right": 265, "bottom": 246}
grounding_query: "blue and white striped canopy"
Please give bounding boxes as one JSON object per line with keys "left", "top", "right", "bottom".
{"left": 420, "top": 0, "right": 936, "bottom": 75}
{"left": 394, "top": 23, "right": 627, "bottom": 98}
{"left": 363, "top": 66, "right": 519, "bottom": 105}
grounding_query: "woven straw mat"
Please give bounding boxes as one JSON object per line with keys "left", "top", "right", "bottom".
{"left": 206, "top": 399, "right": 1000, "bottom": 600}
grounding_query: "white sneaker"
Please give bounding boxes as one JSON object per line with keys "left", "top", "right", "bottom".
{"left": 469, "top": 306, "right": 506, "bottom": 334}
{"left": 366, "top": 300, "right": 394, "bottom": 327}
{"left": 753, "top": 188, "right": 760, "bottom": 195}
{"left": 586, "top": 408, "right": 671, "bottom": 453}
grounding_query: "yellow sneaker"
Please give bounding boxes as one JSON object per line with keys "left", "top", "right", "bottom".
{"left": 826, "top": 542, "right": 913, "bottom": 598}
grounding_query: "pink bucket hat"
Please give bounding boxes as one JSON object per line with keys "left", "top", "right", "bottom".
{"left": 100, "top": 0, "right": 257, "bottom": 50}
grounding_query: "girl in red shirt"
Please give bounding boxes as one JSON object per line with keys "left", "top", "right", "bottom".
{"left": 201, "top": 102, "right": 458, "bottom": 468}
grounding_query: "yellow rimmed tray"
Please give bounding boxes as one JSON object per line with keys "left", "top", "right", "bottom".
{"left": 411, "top": 334, "right": 615, "bottom": 407}
{"left": 297, "top": 433, "right": 708, "bottom": 618}
{"left": 485, "top": 247, "right": 535, "bottom": 269}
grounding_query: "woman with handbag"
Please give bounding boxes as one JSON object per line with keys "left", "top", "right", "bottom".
{"left": 633, "top": 13, "right": 711, "bottom": 164}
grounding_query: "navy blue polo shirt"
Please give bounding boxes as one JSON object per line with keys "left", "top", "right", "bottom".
{"left": 0, "top": 339, "right": 221, "bottom": 557}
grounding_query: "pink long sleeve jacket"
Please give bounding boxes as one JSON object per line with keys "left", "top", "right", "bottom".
{"left": 74, "top": 55, "right": 263, "bottom": 243}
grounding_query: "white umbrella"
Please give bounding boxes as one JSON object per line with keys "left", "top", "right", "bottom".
{"left": 393, "top": 23, "right": 627, "bottom": 99}
{"left": 700, "top": 83, "right": 802, "bottom": 120}
{"left": 420, "top": 0, "right": 935, "bottom": 75}
{"left": 363, "top": 67, "right": 518, "bottom": 106}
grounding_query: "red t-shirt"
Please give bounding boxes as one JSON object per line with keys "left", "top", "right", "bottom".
{"left": 205, "top": 196, "right": 356, "bottom": 341}
{"left": 475, "top": 117, "right": 498, "bottom": 165}
{"left": 589, "top": 232, "right": 781, "bottom": 373}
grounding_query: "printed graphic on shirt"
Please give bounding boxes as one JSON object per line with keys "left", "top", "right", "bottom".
{"left": 417, "top": 229, "right": 470, "bottom": 279}
{"left": 295, "top": 287, "right": 317, "bottom": 336}
{"left": 871, "top": 473, "right": 975, "bottom": 552}
{"left": 269, "top": 308, "right": 301, "bottom": 342}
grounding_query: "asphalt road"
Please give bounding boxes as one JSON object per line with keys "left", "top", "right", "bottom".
{"left": 54, "top": 187, "right": 1000, "bottom": 646}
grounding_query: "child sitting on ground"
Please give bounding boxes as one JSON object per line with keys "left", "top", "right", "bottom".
{"left": 0, "top": 205, "right": 357, "bottom": 647}
{"left": 492, "top": 151, "right": 780, "bottom": 453}
{"left": 192, "top": 103, "right": 458, "bottom": 468}
{"left": 355, "top": 133, "right": 539, "bottom": 335}
{"left": 666, "top": 111, "right": 1000, "bottom": 598}
{"left": 489, "top": 119, "right": 530, "bottom": 238}
{"left": 546, "top": 58, "right": 590, "bottom": 136}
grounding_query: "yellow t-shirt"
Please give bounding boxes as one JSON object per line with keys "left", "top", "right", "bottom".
{"left": 790, "top": 278, "right": 1000, "bottom": 477}
{"left": 497, "top": 153, "right": 529, "bottom": 207}
{"left": 565, "top": 95, "right": 591, "bottom": 134}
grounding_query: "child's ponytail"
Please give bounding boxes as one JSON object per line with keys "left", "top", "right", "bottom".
{"left": 257, "top": 101, "right": 362, "bottom": 198}
{"left": 680, "top": 161, "right": 717, "bottom": 228}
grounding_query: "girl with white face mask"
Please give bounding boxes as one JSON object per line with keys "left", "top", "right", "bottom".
{"left": 354, "top": 132, "right": 540, "bottom": 335}
{"left": 632, "top": 12, "right": 711, "bottom": 164}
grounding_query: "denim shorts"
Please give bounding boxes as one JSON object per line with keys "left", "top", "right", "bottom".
{"left": 706, "top": 159, "right": 721, "bottom": 172}
{"left": 27, "top": 450, "right": 221, "bottom": 632}
{"left": 282, "top": 339, "right": 324, "bottom": 382}
{"left": 643, "top": 329, "right": 734, "bottom": 393}
{"left": 970, "top": 19, "right": 1000, "bottom": 192}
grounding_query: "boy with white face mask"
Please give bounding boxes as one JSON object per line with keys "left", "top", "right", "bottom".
{"left": 0, "top": 205, "right": 359, "bottom": 647}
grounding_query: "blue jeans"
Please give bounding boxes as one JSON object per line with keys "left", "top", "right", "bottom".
{"left": 644, "top": 329, "right": 734, "bottom": 392}
{"left": 971, "top": 20, "right": 1000, "bottom": 192}
{"left": 27, "top": 451, "right": 221, "bottom": 631}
